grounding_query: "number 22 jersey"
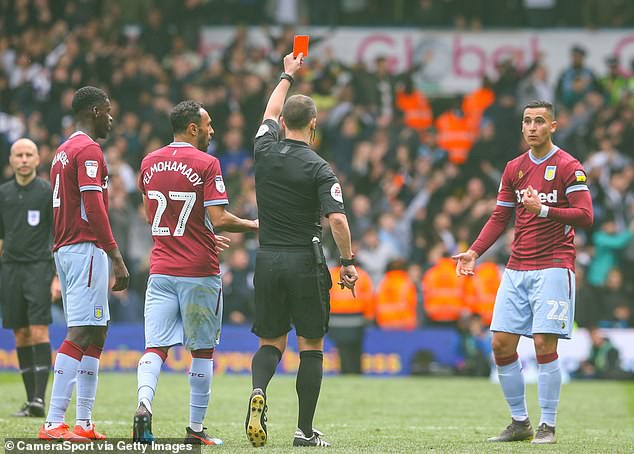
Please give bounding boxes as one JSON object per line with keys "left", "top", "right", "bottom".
{"left": 138, "top": 142, "right": 228, "bottom": 277}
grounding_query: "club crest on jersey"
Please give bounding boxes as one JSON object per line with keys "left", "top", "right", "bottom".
{"left": 544, "top": 166, "right": 556, "bottom": 181}
{"left": 215, "top": 176, "right": 226, "bottom": 193}
{"left": 27, "top": 210, "right": 40, "bottom": 226}
{"left": 575, "top": 170, "right": 587, "bottom": 182}
{"left": 85, "top": 160, "right": 98, "bottom": 178}
{"left": 94, "top": 306, "right": 104, "bottom": 320}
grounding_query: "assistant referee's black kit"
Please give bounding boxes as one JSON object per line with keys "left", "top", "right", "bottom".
{"left": 252, "top": 118, "right": 346, "bottom": 339}
{"left": 0, "top": 176, "right": 54, "bottom": 329}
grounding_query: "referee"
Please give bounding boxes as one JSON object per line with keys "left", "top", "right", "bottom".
{"left": 0, "top": 138, "right": 54, "bottom": 417}
{"left": 245, "top": 52, "right": 358, "bottom": 448}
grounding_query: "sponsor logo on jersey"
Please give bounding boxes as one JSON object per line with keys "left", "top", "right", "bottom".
{"left": 94, "top": 306, "right": 104, "bottom": 320}
{"left": 575, "top": 170, "right": 587, "bottom": 182}
{"left": 215, "top": 175, "right": 226, "bottom": 193}
{"left": 85, "top": 160, "right": 99, "bottom": 178}
{"left": 27, "top": 210, "right": 40, "bottom": 226}
{"left": 544, "top": 165, "right": 556, "bottom": 181}
{"left": 330, "top": 183, "right": 343, "bottom": 203}
{"left": 516, "top": 189, "right": 558, "bottom": 204}
{"left": 518, "top": 170, "right": 523, "bottom": 179}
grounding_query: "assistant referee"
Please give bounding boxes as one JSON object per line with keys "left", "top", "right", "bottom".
{"left": 245, "top": 52, "right": 358, "bottom": 448}
{"left": 0, "top": 138, "right": 54, "bottom": 417}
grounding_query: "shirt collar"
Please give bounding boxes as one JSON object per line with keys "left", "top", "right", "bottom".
{"left": 529, "top": 145, "right": 558, "bottom": 164}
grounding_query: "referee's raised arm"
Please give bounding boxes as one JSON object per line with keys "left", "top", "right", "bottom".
{"left": 262, "top": 52, "right": 303, "bottom": 122}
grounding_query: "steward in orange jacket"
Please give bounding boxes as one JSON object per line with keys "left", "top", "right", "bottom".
{"left": 422, "top": 257, "right": 467, "bottom": 322}
{"left": 435, "top": 108, "right": 475, "bottom": 165}
{"left": 328, "top": 266, "right": 374, "bottom": 374}
{"left": 375, "top": 270, "right": 417, "bottom": 330}
{"left": 396, "top": 87, "right": 433, "bottom": 133}
{"left": 463, "top": 262, "right": 501, "bottom": 326}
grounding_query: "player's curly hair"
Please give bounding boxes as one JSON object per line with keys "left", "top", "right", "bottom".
{"left": 282, "top": 95, "right": 316, "bottom": 131}
{"left": 72, "top": 86, "right": 108, "bottom": 115}
{"left": 170, "top": 100, "right": 203, "bottom": 134}
{"left": 523, "top": 100, "right": 555, "bottom": 118}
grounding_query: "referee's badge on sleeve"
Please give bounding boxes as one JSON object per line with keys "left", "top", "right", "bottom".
{"left": 255, "top": 124, "right": 269, "bottom": 138}
{"left": 330, "top": 183, "right": 343, "bottom": 203}
{"left": 27, "top": 210, "right": 40, "bottom": 226}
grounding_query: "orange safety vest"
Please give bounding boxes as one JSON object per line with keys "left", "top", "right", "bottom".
{"left": 435, "top": 111, "right": 475, "bottom": 165}
{"left": 375, "top": 270, "right": 418, "bottom": 330}
{"left": 329, "top": 266, "right": 374, "bottom": 320}
{"left": 422, "top": 257, "right": 467, "bottom": 322}
{"left": 396, "top": 89, "right": 433, "bottom": 131}
{"left": 463, "top": 262, "right": 501, "bottom": 326}
{"left": 462, "top": 87, "right": 495, "bottom": 132}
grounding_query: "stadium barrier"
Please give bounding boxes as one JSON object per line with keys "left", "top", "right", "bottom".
{"left": 0, "top": 325, "right": 632, "bottom": 376}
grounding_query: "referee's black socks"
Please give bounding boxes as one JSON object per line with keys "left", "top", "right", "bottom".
{"left": 32, "top": 342, "right": 52, "bottom": 402}
{"left": 252, "top": 345, "right": 283, "bottom": 394}
{"left": 296, "top": 350, "right": 323, "bottom": 437}
{"left": 16, "top": 346, "right": 35, "bottom": 402}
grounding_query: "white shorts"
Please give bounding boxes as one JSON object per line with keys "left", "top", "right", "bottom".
{"left": 53, "top": 242, "right": 109, "bottom": 327}
{"left": 144, "top": 274, "right": 223, "bottom": 351}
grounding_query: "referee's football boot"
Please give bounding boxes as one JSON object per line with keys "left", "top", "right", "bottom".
{"left": 185, "top": 427, "right": 224, "bottom": 445}
{"left": 132, "top": 402, "right": 154, "bottom": 443}
{"left": 487, "top": 418, "right": 533, "bottom": 442}
{"left": 293, "top": 428, "right": 330, "bottom": 447}
{"left": 531, "top": 423, "right": 556, "bottom": 444}
{"left": 245, "top": 388, "right": 267, "bottom": 447}
{"left": 12, "top": 398, "right": 45, "bottom": 417}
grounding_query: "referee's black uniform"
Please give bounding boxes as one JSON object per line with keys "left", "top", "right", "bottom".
{"left": 252, "top": 118, "right": 345, "bottom": 339}
{"left": 0, "top": 176, "right": 54, "bottom": 414}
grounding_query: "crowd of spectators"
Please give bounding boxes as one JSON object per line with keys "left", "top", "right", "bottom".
{"left": 0, "top": 0, "right": 633, "bottom": 331}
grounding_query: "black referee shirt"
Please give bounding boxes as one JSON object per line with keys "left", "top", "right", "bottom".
{"left": 254, "top": 119, "right": 346, "bottom": 247}
{"left": 0, "top": 177, "right": 53, "bottom": 263}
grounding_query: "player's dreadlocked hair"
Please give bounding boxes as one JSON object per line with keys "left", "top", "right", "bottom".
{"left": 282, "top": 95, "right": 317, "bottom": 131}
{"left": 170, "top": 100, "right": 203, "bottom": 134}
{"left": 71, "top": 86, "right": 108, "bottom": 116}
{"left": 523, "top": 100, "right": 555, "bottom": 119}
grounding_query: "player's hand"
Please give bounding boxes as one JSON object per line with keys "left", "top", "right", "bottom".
{"left": 215, "top": 235, "right": 231, "bottom": 253}
{"left": 452, "top": 250, "right": 477, "bottom": 277}
{"left": 283, "top": 52, "right": 303, "bottom": 77}
{"left": 522, "top": 184, "right": 541, "bottom": 215}
{"left": 339, "top": 265, "right": 358, "bottom": 297}
{"left": 111, "top": 258, "right": 130, "bottom": 291}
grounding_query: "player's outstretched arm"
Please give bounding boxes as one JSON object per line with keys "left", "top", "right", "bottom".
{"left": 206, "top": 205, "right": 258, "bottom": 233}
{"left": 262, "top": 52, "right": 303, "bottom": 122}
{"left": 452, "top": 249, "right": 479, "bottom": 277}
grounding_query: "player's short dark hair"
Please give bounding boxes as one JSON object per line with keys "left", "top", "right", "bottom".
{"left": 170, "top": 100, "right": 203, "bottom": 134}
{"left": 72, "top": 86, "right": 108, "bottom": 115}
{"left": 282, "top": 95, "right": 317, "bottom": 131}
{"left": 523, "top": 100, "right": 555, "bottom": 118}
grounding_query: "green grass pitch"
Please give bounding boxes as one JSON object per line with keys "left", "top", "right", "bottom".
{"left": 0, "top": 372, "right": 632, "bottom": 453}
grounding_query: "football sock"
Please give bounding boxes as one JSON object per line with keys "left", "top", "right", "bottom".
{"left": 137, "top": 350, "right": 166, "bottom": 414}
{"left": 76, "top": 345, "right": 101, "bottom": 425}
{"left": 33, "top": 342, "right": 52, "bottom": 402}
{"left": 496, "top": 355, "right": 528, "bottom": 420}
{"left": 251, "top": 345, "right": 282, "bottom": 394}
{"left": 16, "top": 345, "right": 35, "bottom": 402}
{"left": 189, "top": 357, "right": 213, "bottom": 431}
{"left": 47, "top": 340, "right": 83, "bottom": 424}
{"left": 537, "top": 354, "right": 561, "bottom": 427}
{"left": 296, "top": 350, "right": 323, "bottom": 437}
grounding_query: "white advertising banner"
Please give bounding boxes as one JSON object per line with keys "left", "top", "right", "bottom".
{"left": 200, "top": 27, "right": 634, "bottom": 94}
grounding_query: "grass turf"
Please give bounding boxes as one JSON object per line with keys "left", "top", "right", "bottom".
{"left": 0, "top": 372, "right": 632, "bottom": 453}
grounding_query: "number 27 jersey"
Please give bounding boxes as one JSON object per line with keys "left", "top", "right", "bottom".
{"left": 139, "top": 142, "right": 228, "bottom": 277}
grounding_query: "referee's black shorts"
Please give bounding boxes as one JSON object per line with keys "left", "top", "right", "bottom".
{"left": 252, "top": 246, "right": 332, "bottom": 339}
{"left": 1, "top": 260, "right": 55, "bottom": 329}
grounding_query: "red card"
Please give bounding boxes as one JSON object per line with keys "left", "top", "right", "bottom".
{"left": 293, "top": 35, "right": 309, "bottom": 58}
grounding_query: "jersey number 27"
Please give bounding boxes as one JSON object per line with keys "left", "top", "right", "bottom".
{"left": 147, "top": 190, "right": 196, "bottom": 237}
